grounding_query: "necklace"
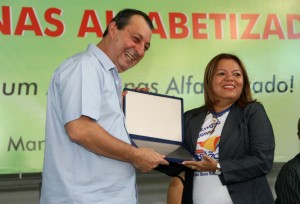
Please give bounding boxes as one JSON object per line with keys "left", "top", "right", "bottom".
{"left": 209, "top": 116, "right": 219, "bottom": 135}
{"left": 208, "top": 106, "right": 231, "bottom": 135}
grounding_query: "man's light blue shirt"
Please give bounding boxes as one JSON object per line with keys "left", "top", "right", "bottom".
{"left": 40, "top": 44, "right": 137, "bottom": 204}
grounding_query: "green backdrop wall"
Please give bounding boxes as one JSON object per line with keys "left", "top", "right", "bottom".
{"left": 1, "top": 0, "right": 299, "bottom": 174}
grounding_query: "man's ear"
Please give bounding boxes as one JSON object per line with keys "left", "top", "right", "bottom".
{"left": 108, "top": 21, "right": 117, "bottom": 37}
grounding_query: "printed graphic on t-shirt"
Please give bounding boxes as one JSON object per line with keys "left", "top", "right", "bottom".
{"left": 195, "top": 110, "right": 229, "bottom": 175}
{"left": 196, "top": 134, "right": 220, "bottom": 161}
{"left": 197, "top": 135, "right": 220, "bottom": 152}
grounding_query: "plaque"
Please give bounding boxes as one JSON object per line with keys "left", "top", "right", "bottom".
{"left": 123, "top": 89, "right": 197, "bottom": 163}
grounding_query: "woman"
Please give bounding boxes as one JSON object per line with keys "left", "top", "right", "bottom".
{"left": 165, "top": 53, "right": 275, "bottom": 204}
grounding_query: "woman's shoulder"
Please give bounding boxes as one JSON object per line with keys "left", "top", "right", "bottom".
{"left": 184, "top": 105, "right": 207, "bottom": 117}
{"left": 183, "top": 106, "right": 207, "bottom": 123}
{"left": 239, "top": 101, "right": 271, "bottom": 121}
{"left": 243, "top": 101, "right": 265, "bottom": 112}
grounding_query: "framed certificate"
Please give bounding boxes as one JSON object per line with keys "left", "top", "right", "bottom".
{"left": 123, "top": 88, "right": 197, "bottom": 163}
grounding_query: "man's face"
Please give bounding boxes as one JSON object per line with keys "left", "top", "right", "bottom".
{"left": 109, "top": 15, "right": 152, "bottom": 73}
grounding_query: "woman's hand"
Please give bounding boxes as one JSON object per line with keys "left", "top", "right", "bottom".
{"left": 182, "top": 155, "right": 218, "bottom": 171}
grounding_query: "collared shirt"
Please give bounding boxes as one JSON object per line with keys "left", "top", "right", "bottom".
{"left": 40, "top": 44, "right": 137, "bottom": 204}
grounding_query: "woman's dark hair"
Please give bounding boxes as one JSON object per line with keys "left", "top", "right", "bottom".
{"left": 103, "top": 8, "right": 154, "bottom": 37}
{"left": 203, "top": 53, "right": 256, "bottom": 111}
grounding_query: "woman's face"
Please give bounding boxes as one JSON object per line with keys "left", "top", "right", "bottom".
{"left": 212, "top": 59, "right": 244, "bottom": 103}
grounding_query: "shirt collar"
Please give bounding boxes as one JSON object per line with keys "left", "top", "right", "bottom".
{"left": 87, "top": 44, "right": 116, "bottom": 72}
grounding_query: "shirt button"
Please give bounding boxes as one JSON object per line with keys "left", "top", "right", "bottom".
{"left": 228, "top": 188, "right": 234, "bottom": 194}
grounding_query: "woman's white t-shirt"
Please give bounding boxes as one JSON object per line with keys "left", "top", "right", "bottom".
{"left": 193, "top": 110, "right": 233, "bottom": 204}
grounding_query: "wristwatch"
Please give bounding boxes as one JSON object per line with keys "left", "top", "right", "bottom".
{"left": 215, "top": 161, "right": 222, "bottom": 175}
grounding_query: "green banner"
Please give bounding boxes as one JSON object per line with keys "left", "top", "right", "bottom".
{"left": 1, "top": 0, "right": 299, "bottom": 174}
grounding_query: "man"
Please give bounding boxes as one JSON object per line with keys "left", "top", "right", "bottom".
{"left": 275, "top": 118, "right": 300, "bottom": 204}
{"left": 40, "top": 8, "right": 168, "bottom": 204}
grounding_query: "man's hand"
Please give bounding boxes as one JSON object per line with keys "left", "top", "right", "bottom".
{"left": 122, "top": 87, "right": 150, "bottom": 106}
{"left": 131, "top": 147, "right": 169, "bottom": 172}
{"left": 134, "top": 87, "right": 150, "bottom": 92}
{"left": 122, "top": 87, "right": 150, "bottom": 97}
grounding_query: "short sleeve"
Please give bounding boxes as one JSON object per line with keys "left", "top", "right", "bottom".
{"left": 59, "top": 55, "right": 103, "bottom": 124}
